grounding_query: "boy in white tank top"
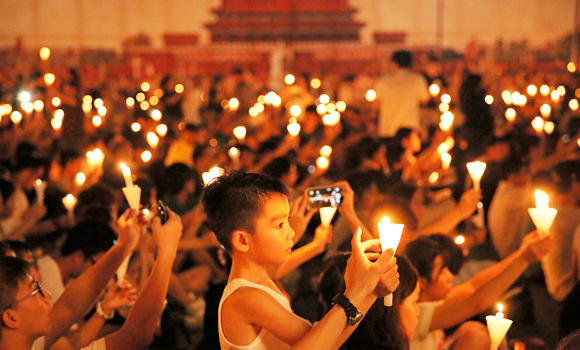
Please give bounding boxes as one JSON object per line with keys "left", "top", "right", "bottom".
{"left": 202, "top": 172, "right": 401, "bottom": 350}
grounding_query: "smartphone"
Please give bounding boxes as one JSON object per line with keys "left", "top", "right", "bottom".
{"left": 154, "top": 200, "right": 169, "bottom": 224}
{"left": 305, "top": 185, "right": 342, "bottom": 210}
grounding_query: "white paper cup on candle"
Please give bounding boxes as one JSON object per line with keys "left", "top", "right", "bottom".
{"left": 122, "top": 186, "right": 141, "bottom": 210}
{"left": 528, "top": 189, "right": 558, "bottom": 237}
{"left": 377, "top": 217, "right": 404, "bottom": 306}
{"left": 486, "top": 304, "right": 513, "bottom": 350}
{"left": 319, "top": 207, "right": 337, "bottom": 227}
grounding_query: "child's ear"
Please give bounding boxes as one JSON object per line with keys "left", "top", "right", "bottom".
{"left": 2, "top": 309, "right": 19, "bottom": 329}
{"left": 231, "top": 230, "right": 251, "bottom": 252}
{"left": 418, "top": 276, "right": 429, "bottom": 292}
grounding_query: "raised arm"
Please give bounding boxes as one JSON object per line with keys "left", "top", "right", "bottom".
{"left": 45, "top": 209, "right": 141, "bottom": 349}
{"left": 105, "top": 210, "right": 183, "bottom": 350}
{"left": 335, "top": 181, "right": 374, "bottom": 241}
{"left": 430, "top": 230, "right": 552, "bottom": 330}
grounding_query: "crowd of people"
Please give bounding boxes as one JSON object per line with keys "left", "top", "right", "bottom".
{"left": 0, "top": 48, "right": 578, "bottom": 349}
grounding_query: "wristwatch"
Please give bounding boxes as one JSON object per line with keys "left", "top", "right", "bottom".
{"left": 331, "top": 294, "right": 363, "bottom": 326}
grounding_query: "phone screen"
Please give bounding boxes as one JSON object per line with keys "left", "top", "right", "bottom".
{"left": 306, "top": 186, "right": 342, "bottom": 209}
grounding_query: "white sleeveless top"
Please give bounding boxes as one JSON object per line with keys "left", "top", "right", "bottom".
{"left": 218, "top": 278, "right": 308, "bottom": 350}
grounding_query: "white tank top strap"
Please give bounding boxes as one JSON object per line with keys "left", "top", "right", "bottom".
{"left": 218, "top": 278, "right": 293, "bottom": 350}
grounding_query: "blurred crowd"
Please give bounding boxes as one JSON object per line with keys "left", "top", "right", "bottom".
{"left": 0, "top": 48, "right": 578, "bottom": 349}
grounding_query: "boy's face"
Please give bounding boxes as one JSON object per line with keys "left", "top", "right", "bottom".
{"left": 420, "top": 255, "right": 453, "bottom": 301}
{"left": 247, "top": 194, "right": 295, "bottom": 266}
{"left": 3, "top": 274, "right": 52, "bottom": 337}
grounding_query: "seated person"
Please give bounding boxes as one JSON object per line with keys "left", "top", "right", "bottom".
{"left": 319, "top": 254, "right": 420, "bottom": 350}
{"left": 404, "top": 232, "right": 551, "bottom": 350}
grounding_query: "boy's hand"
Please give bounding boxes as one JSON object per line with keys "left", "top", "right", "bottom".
{"left": 456, "top": 189, "right": 481, "bottom": 219}
{"left": 334, "top": 181, "right": 355, "bottom": 216}
{"left": 101, "top": 280, "right": 138, "bottom": 312}
{"left": 151, "top": 209, "right": 183, "bottom": 255}
{"left": 344, "top": 228, "right": 399, "bottom": 307}
{"left": 518, "top": 230, "right": 553, "bottom": 264}
{"left": 117, "top": 209, "right": 141, "bottom": 253}
{"left": 313, "top": 224, "right": 333, "bottom": 246}
{"left": 289, "top": 195, "right": 316, "bottom": 239}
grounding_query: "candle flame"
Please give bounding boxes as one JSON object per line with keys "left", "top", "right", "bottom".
{"left": 535, "top": 190, "right": 549, "bottom": 209}
{"left": 497, "top": 303, "right": 503, "bottom": 314}
{"left": 381, "top": 216, "right": 390, "bottom": 224}
{"left": 119, "top": 162, "right": 130, "bottom": 176}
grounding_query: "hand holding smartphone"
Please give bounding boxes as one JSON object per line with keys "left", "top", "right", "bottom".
{"left": 305, "top": 185, "right": 343, "bottom": 210}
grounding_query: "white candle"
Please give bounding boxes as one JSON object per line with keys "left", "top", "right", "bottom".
{"left": 287, "top": 121, "right": 301, "bottom": 137}
{"left": 528, "top": 189, "right": 558, "bottom": 237}
{"left": 319, "top": 207, "right": 337, "bottom": 227}
{"left": 316, "top": 156, "right": 329, "bottom": 170}
{"left": 486, "top": 303, "right": 513, "bottom": 350}
{"left": 466, "top": 161, "right": 486, "bottom": 191}
{"left": 377, "top": 216, "right": 404, "bottom": 306}
{"left": 228, "top": 147, "right": 240, "bottom": 168}
{"left": 441, "top": 152, "right": 452, "bottom": 170}
{"left": 233, "top": 126, "right": 246, "bottom": 143}
{"left": 119, "top": 163, "right": 134, "bottom": 188}
{"left": 62, "top": 194, "right": 76, "bottom": 218}
{"left": 34, "top": 179, "right": 46, "bottom": 204}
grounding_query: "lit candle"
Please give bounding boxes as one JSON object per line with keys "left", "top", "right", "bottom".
{"left": 86, "top": 148, "right": 105, "bottom": 168}
{"left": 62, "top": 194, "right": 77, "bottom": 218}
{"left": 202, "top": 165, "right": 225, "bottom": 186}
{"left": 441, "top": 152, "right": 452, "bottom": 170}
{"left": 316, "top": 156, "right": 330, "bottom": 170}
{"left": 322, "top": 111, "right": 341, "bottom": 126}
{"left": 287, "top": 120, "right": 301, "bottom": 137}
{"left": 228, "top": 147, "right": 240, "bottom": 168}
{"left": 319, "top": 207, "right": 337, "bottom": 227}
{"left": 320, "top": 145, "right": 333, "bottom": 158}
{"left": 378, "top": 216, "right": 404, "bottom": 306}
{"left": 528, "top": 189, "right": 558, "bottom": 237}
{"left": 75, "top": 172, "right": 86, "bottom": 187}
{"left": 439, "top": 111, "right": 454, "bottom": 132}
{"left": 486, "top": 303, "right": 513, "bottom": 350}
{"left": 233, "top": 126, "right": 246, "bottom": 143}
{"left": 429, "top": 83, "right": 440, "bottom": 97}
{"left": 531, "top": 116, "right": 545, "bottom": 134}
{"left": 119, "top": 163, "right": 133, "bottom": 188}
{"left": 466, "top": 161, "right": 486, "bottom": 191}
{"left": 34, "top": 179, "right": 46, "bottom": 204}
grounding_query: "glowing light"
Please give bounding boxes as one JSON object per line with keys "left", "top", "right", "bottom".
{"left": 228, "top": 98, "right": 240, "bottom": 111}
{"left": 93, "top": 98, "right": 103, "bottom": 108}
{"left": 140, "top": 101, "right": 150, "bottom": 110}
{"left": 567, "top": 62, "right": 577, "bottom": 72}
{"left": 44, "top": 73, "right": 56, "bottom": 86}
{"left": 287, "top": 121, "right": 301, "bottom": 136}
{"left": 326, "top": 103, "right": 336, "bottom": 113}
{"left": 175, "top": 84, "right": 184, "bottom": 93}
{"left": 202, "top": 166, "right": 225, "bottom": 186}
{"left": 233, "top": 126, "right": 247, "bottom": 142}
{"left": 156, "top": 124, "right": 168, "bottom": 136}
{"left": 441, "top": 152, "right": 452, "bottom": 170}
{"left": 92, "top": 115, "right": 103, "bottom": 127}
{"left": 336, "top": 101, "right": 347, "bottom": 112}
{"left": 75, "top": 172, "right": 86, "bottom": 187}
{"left": 316, "top": 156, "right": 330, "bottom": 170}
{"left": 151, "top": 109, "right": 162, "bottom": 121}
{"left": 131, "top": 122, "right": 141, "bottom": 132}
{"left": 82, "top": 103, "right": 92, "bottom": 113}
{"left": 440, "top": 94, "right": 451, "bottom": 104}
{"left": 540, "top": 85, "right": 550, "bottom": 96}
{"left": 316, "top": 104, "right": 327, "bottom": 115}
{"left": 39, "top": 47, "right": 51, "bottom": 61}
{"left": 21, "top": 102, "right": 34, "bottom": 114}
{"left": 437, "top": 136, "right": 455, "bottom": 154}
{"left": 62, "top": 194, "right": 77, "bottom": 212}
{"left": 557, "top": 86, "right": 566, "bottom": 96}
{"left": 289, "top": 105, "right": 302, "bottom": 117}
{"left": 86, "top": 148, "right": 104, "bottom": 167}
{"left": 228, "top": 147, "right": 240, "bottom": 161}
{"left": 136, "top": 92, "right": 145, "bottom": 102}
{"left": 249, "top": 106, "right": 259, "bottom": 117}
{"left": 505, "top": 108, "right": 516, "bottom": 122}
{"left": 10, "top": 111, "right": 23, "bottom": 125}
{"left": 438, "top": 102, "right": 450, "bottom": 113}
{"left": 319, "top": 94, "right": 330, "bottom": 104}
{"left": 147, "top": 132, "right": 160, "bottom": 148}
{"left": 119, "top": 163, "right": 133, "bottom": 187}
{"left": 511, "top": 91, "right": 521, "bottom": 104}
{"left": 54, "top": 109, "right": 64, "bottom": 120}
{"left": 51, "top": 118, "right": 62, "bottom": 130}
{"left": 528, "top": 189, "right": 558, "bottom": 236}
{"left": 531, "top": 116, "right": 545, "bottom": 133}
{"left": 501, "top": 90, "right": 512, "bottom": 105}
{"left": 51, "top": 97, "right": 61, "bottom": 107}
{"left": 149, "top": 95, "right": 159, "bottom": 106}
{"left": 365, "top": 89, "right": 377, "bottom": 102}
{"left": 322, "top": 111, "right": 341, "bottom": 126}
{"left": 540, "top": 104, "right": 551, "bottom": 118}
{"left": 33, "top": 100, "right": 44, "bottom": 112}
{"left": 320, "top": 145, "right": 333, "bottom": 158}
{"left": 140, "top": 82, "right": 150, "bottom": 92}
{"left": 550, "top": 90, "right": 560, "bottom": 102}
{"left": 569, "top": 99, "right": 579, "bottom": 111}
{"left": 466, "top": 161, "right": 487, "bottom": 190}
{"left": 284, "top": 74, "right": 296, "bottom": 85}
{"left": 428, "top": 171, "right": 439, "bottom": 184}
{"left": 543, "top": 121, "right": 555, "bottom": 135}
{"left": 527, "top": 85, "right": 538, "bottom": 96}
{"left": 310, "top": 78, "right": 321, "bottom": 89}
{"left": 126, "top": 97, "right": 135, "bottom": 108}
{"left": 485, "top": 95, "right": 494, "bottom": 104}
{"left": 455, "top": 235, "right": 465, "bottom": 245}
{"left": 439, "top": 111, "right": 454, "bottom": 131}
{"left": 429, "top": 83, "right": 440, "bottom": 97}
{"left": 97, "top": 106, "right": 107, "bottom": 116}
{"left": 141, "top": 150, "right": 152, "bottom": 163}
{"left": 18, "top": 91, "right": 31, "bottom": 103}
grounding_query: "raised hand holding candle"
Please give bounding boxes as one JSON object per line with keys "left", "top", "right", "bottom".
{"left": 378, "top": 216, "right": 404, "bottom": 306}
{"left": 441, "top": 152, "right": 452, "bottom": 170}
{"left": 34, "top": 179, "right": 46, "bottom": 204}
{"left": 119, "top": 163, "right": 141, "bottom": 210}
{"left": 486, "top": 303, "right": 513, "bottom": 350}
{"left": 319, "top": 207, "right": 337, "bottom": 227}
{"left": 528, "top": 189, "right": 558, "bottom": 237}
{"left": 466, "top": 161, "right": 486, "bottom": 191}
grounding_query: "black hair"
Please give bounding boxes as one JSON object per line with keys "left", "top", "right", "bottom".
{"left": 202, "top": 172, "right": 287, "bottom": 251}
{"left": 184, "top": 123, "right": 202, "bottom": 133}
{"left": 392, "top": 50, "right": 413, "bottom": 68}
{"left": 319, "top": 254, "right": 418, "bottom": 350}
{"left": 386, "top": 143, "right": 406, "bottom": 170}
{"left": 0, "top": 257, "right": 30, "bottom": 339}
{"left": 557, "top": 329, "right": 580, "bottom": 350}
{"left": 404, "top": 236, "right": 446, "bottom": 283}
{"left": 427, "top": 234, "right": 464, "bottom": 274}
{"left": 346, "top": 171, "right": 380, "bottom": 200}
{"left": 74, "top": 183, "right": 115, "bottom": 221}
{"left": 163, "top": 163, "right": 195, "bottom": 196}
{"left": 3, "top": 241, "right": 31, "bottom": 261}
{"left": 60, "top": 220, "right": 116, "bottom": 259}
{"left": 262, "top": 157, "right": 294, "bottom": 180}
{"left": 193, "top": 144, "right": 211, "bottom": 163}
{"left": 0, "top": 179, "right": 14, "bottom": 204}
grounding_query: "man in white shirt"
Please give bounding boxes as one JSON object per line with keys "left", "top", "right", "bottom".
{"left": 375, "top": 50, "right": 429, "bottom": 137}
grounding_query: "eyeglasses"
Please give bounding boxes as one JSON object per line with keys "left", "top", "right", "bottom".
{"left": 9, "top": 279, "right": 46, "bottom": 307}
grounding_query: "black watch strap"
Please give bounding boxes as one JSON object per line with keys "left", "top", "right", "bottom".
{"left": 331, "top": 294, "right": 363, "bottom": 326}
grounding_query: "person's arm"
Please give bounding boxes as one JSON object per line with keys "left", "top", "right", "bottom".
{"left": 288, "top": 195, "right": 317, "bottom": 243}
{"left": 45, "top": 210, "right": 141, "bottom": 349}
{"left": 105, "top": 210, "right": 183, "bottom": 350}
{"left": 275, "top": 225, "right": 331, "bottom": 280}
{"left": 334, "top": 181, "right": 374, "bottom": 241}
{"left": 429, "top": 231, "right": 552, "bottom": 330}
